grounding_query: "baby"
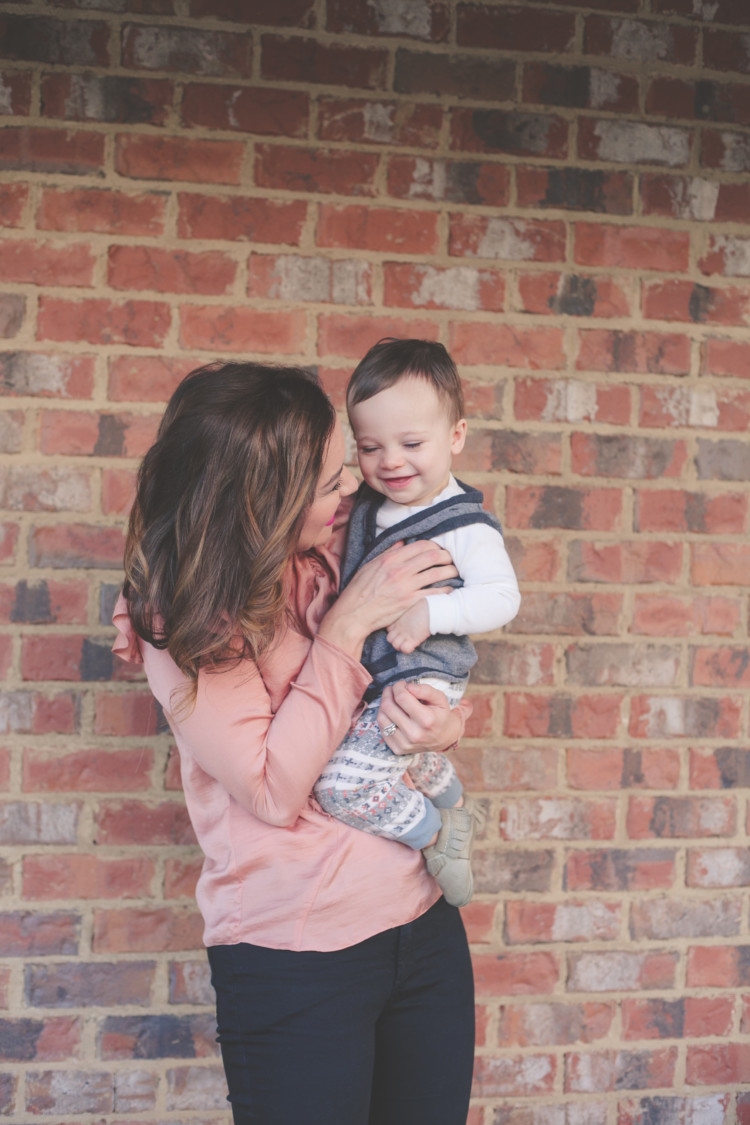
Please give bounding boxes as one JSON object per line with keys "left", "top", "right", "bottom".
{"left": 314, "top": 338, "right": 521, "bottom": 906}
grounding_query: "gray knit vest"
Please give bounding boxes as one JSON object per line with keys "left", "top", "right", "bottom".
{"left": 341, "top": 480, "right": 504, "bottom": 703}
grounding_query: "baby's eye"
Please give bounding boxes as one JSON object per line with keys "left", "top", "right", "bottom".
{"left": 359, "top": 446, "right": 377, "bottom": 455}
{"left": 404, "top": 442, "right": 423, "bottom": 450}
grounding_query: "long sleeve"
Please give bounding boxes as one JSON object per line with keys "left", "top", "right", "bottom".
{"left": 426, "top": 522, "right": 521, "bottom": 637}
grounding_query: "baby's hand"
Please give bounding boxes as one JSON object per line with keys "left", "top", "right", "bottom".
{"left": 386, "top": 599, "right": 431, "bottom": 654}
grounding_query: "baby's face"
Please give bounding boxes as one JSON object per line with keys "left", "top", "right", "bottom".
{"left": 349, "top": 376, "right": 466, "bottom": 508}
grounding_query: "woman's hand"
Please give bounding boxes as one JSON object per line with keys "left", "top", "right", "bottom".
{"left": 376, "top": 680, "right": 472, "bottom": 756}
{"left": 318, "top": 540, "right": 457, "bottom": 659}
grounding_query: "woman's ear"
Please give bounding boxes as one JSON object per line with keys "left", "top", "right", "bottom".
{"left": 450, "top": 418, "right": 467, "bottom": 456}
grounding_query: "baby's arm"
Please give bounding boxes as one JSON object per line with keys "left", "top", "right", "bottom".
{"left": 426, "top": 522, "right": 521, "bottom": 637}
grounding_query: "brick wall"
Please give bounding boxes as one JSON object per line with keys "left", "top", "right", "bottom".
{"left": 1, "top": 0, "right": 750, "bottom": 1120}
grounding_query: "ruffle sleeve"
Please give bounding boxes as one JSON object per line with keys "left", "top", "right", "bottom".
{"left": 112, "top": 591, "right": 144, "bottom": 665}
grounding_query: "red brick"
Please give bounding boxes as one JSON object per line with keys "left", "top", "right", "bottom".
{"left": 496, "top": 1001, "right": 613, "bottom": 1048}
{"left": 636, "top": 489, "right": 747, "bottom": 535}
{"left": 168, "top": 957, "right": 213, "bottom": 1004}
{"left": 23, "top": 747, "right": 153, "bottom": 792}
{"left": 687, "top": 945, "right": 750, "bottom": 988}
{"left": 507, "top": 591, "right": 622, "bottom": 635}
{"left": 692, "top": 543, "right": 750, "bottom": 586}
{"left": 524, "top": 62, "right": 638, "bottom": 112}
{"left": 394, "top": 48, "right": 515, "bottom": 103}
{"left": 473, "top": 641, "right": 554, "bottom": 687}
{"left": 641, "top": 385, "right": 750, "bottom": 433}
{"left": 568, "top": 747, "right": 680, "bottom": 791}
{"left": 451, "top": 744, "right": 557, "bottom": 793}
{"left": 0, "top": 910, "right": 79, "bottom": 956}
{"left": 22, "top": 635, "right": 88, "bottom": 681}
{"left": 189, "top": 0, "right": 315, "bottom": 23}
{"left": 584, "top": 14, "right": 697, "bottom": 64}
{"left": 565, "top": 848, "right": 676, "bottom": 892}
{"left": 575, "top": 328, "right": 692, "bottom": 373}
{"left": 96, "top": 800, "right": 195, "bottom": 846}
{"left": 503, "top": 537, "right": 562, "bottom": 584}
{"left": 249, "top": 254, "right": 372, "bottom": 306}
{"left": 473, "top": 1055, "right": 556, "bottom": 1098}
{"left": 518, "top": 272, "right": 630, "bottom": 318}
{"left": 0, "top": 183, "right": 28, "bottom": 227}
{"left": 566, "top": 1047, "right": 676, "bottom": 1093}
{"left": 0, "top": 126, "right": 105, "bottom": 176}
{"left": 387, "top": 156, "right": 510, "bottom": 206}
{"left": 180, "top": 305, "right": 306, "bottom": 354}
{"left": 647, "top": 76, "right": 750, "bottom": 126}
{"left": 628, "top": 794, "right": 736, "bottom": 839}
{"left": 0, "top": 70, "right": 31, "bottom": 117}
{"left": 631, "top": 594, "right": 740, "bottom": 637}
{"left": 691, "top": 646, "right": 750, "bottom": 689}
{"left": 384, "top": 263, "right": 505, "bottom": 313}
{"left": 30, "top": 524, "right": 125, "bottom": 569}
{"left": 505, "top": 900, "right": 621, "bottom": 944}
{"left": 458, "top": 429, "right": 561, "bottom": 475}
{"left": 102, "top": 468, "right": 137, "bottom": 516}
{"left": 41, "top": 73, "right": 172, "bottom": 126}
{"left": 516, "top": 165, "right": 633, "bottom": 213}
{"left": 115, "top": 134, "right": 244, "bottom": 185}
{"left": 687, "top": 1044, "right": 750, "bottom": 1086}
{"left": 122, "top": 22, "right": 249, "bottom": 76}
{"left": 631, "top": 894, "right": 741, "bottom": 941}
{"left": 644, "top": 279, "right": 750, "bottom": 327}
{"left": 255, "top": 143, "right": 379, "bottom": 197}
{"left": 704, "top": 27, "right": 750, "bottom": 74}
{"left": 570, "top": 540, "right": 683, "bottom": 585}
{"left": 450, "top": 322, "right": 565, "bottom": 369}
{"left": 568, "top": 950, "right": 677, "bottom": 991}
{"left": 506, "top": 486, "right": 622, "bottom": 531}
{"left": 0, "top": 1015, "right": 80, "bottom": 1061}
{"left": 261, "top": 34, "right": 388, "bottom": 90}
{"left": 38, "top": 410, "right": 159, "bottom": 457}
{"left": 93, "top": 691, "right": 162, "bottom": 736}
{"left": 699, "top": 234, "right": 750, "bottom": 278}
{"left": 450, "top": 214, "right": 566, "bottom": 263}
{"left": 108, "top": 355, "right": 195, "bottom": 402}
{"left": 630, "top": 693, "right": 742, "bottom": 740}
{"left": 182, "top": 84, "right": 308, "bottom": 136}
{"left": 26, "top": 1069, "right": 121, "bottom": 1114}
{"left": 652, "top": 0, "right": 744, "bottom": 20}
{"left": 318, "top": 98, "right": 442, "bottom": 149}
{"left": 690, "top": 749, "right": 750, "bottom": 792}
{"left": 38, "top": 297, "right": 170, "bottom": 347}
{"left": 514, "top": 377, "right": 630, "bottom": 425}
{"left": 177, "top": 192, "right": 306, "bottom": 243}
{"left": 0, "top": 14, "right": 110, "bottom": 66}
{"left": 327, "top": 0, "right": 449, "bottom": 40}
{"left": 164, "top": 856, "right": 202, "bottom": 899}
{"left": 704, "top": 337, "right": 750, "bottom": 379}
{"left": 317, "top": 204, "right": 439, "bottom": 255}
{"left": 450, "top": 107, "right": 568, "bottom": 158}
{"left": 575, "top": 222, "right": 690, "bottom": 272}
{"left": 571, "top": 429, "right": 688, "bottom": 478}
{"left": 23, "top": 854, "right": 154, "bottom": 900}
{"left": 623, "top": 996, "right": 733, "bottom": 1040}
{"left": 0, "top": 522, "right": 19, "bottom": 564}
{"left": 457, "top": 4, "right": 575, "bottom": 53}
{"left": 501, "top": 795, "right": 617, "bottom": 838}
{"left": 0, "top": 352, "right": 94, "bottom": 399}
{"left": 317, "top": 313, "right": 438, "bottom": 359}
{"left": 108, "top": 245, "right": 236, "bottom": 295}
{"left": 473, "top": 951, "right": 560, "bottom": 996}
{"left": 37, "top": 186, "right": 166, "bottom": 236}
{"left": 93, "top": 906, "right": 204, "bottom": 953}
{"left": 642, "top": 174, "right": 750, "bottom": 223}
{"left": 701, "top": 129, "right": 750, "bottom": 173}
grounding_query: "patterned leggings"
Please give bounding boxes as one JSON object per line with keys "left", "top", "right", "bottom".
{"left": 313, "top": 679, "right": 465, "bottom": 851}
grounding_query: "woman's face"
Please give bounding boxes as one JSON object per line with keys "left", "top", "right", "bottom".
{"left": 297, "top": 420, "right": 357, "bottom": 551}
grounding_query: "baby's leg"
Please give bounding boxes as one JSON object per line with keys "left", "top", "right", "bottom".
{"left": 314, "top": 702, "right": 442, "bottom": 850}
{"left": 407, "top": 677, "right": 467, "bottom": 809}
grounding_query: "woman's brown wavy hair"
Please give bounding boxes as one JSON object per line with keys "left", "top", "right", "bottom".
{"left": 123, "top": 361, "right": 336, "bottom": 681}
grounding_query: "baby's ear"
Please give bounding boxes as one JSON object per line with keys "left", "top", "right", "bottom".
{"left": 451, "top": 418, "right": 467, "bottom": 455}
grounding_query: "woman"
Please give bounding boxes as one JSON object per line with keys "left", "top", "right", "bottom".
{"left": 113, "top": 361, "right": 475, "bottom": 1125}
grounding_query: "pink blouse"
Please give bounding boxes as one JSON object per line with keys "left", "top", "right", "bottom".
{"left": 112, "top": 541, "right": 440, "bottom": 952}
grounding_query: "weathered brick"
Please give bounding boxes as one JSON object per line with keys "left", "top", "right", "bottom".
{"left": 567, "top": 748, "right": 680, "bottom": 791}
{"left": 687, "top": 1044, "right": 750, "bottom": 1086}
{"left": 692, "top": 646, "right": 750, "bottom": 688}
{"left": 642, "top": 174, "right": 750, "bottom": 222}
{"left": 178, "top": 193, "right": 306, "bottom": 243}
{"left": 451, "top": 745, "right": 557, "bottom": 792}
{"left": 459, "top": 429, "right": 561, "bottom": 475}
{"left": 473, "top": 641, "right": 554, "bottom": 687}
{"left": 0, "top": 800, "right": 78, "bottom": 844}
{"left": 93, "top": 691, "right": 163, "bottom": 736}
{"left": 524, "top": 63, "right": 638, "bottom": 112}
{"left": 692, "top": 543, "right": 750, "bottom": 586}
{"left": 473, "top": 1054, "right": 556, "bottom": 1098}
{"left": 631, "top": 895, "right": 741, "bottom": 940}
{"left": 41, "top": 73, "right": 172, "bottom": 125}
{"left": 620, "top": 1097, "right": 731, "bottom": 1125}
{"left": 506, "top": 486, "right": 622, "bottom": 531}
{"left": 565, "top": 1047, "right": 676, "bottom": 1093}
{"left": 700, "top": 233, "right": 750, "bottom": 278}
{"left": 167, "top": 1063, "right": 246, "bottom": 1111}
{"left": 629, "top": 694, "right": 741, "bottom": 739}
{"left": 704, "top": 27, "right": 750, "bottom": 74}
{"left": 503, "top": 536, "right": 562, "bottom": 583}
{"left": 394, "top": 49, "right": 515, "bottom": 101}
{"left": 565, "top": 848, "right": 676, "bottom": 892}
{"left": 473, "top": 849, "right": 554, "bottom": 895}
{"left": 578, "top": 118, "right": 692, "bottom": 167}
{"left": 37, "top": 186, "right": 166, "bottom": 236}
{"left": 457, "top": 4, "right": 576, "bottom": 53}
{"left": 636, "top": 489, "right": 747, "bottom": 536}
{"left": 647, "top": 76, "right": 750, "bottom": 126}
{"left": 687, "top": 945, "right": 750, "bottom": 988}
{"left": 384, "top": 263, "right": 505, "bottom": 312}
{"left": 507, "top": 592, "right": 622, "bottom": 635}
{"left": 696, "top": 438, "right": 750, "bottom": 482}
{"left": 0, "top": 14, "right": 110, "bottom": 66}
{"left": 690, "top": 748, "right": 750, "bottom": 791}
{"left": 165, "top": 855, "right": 202, "bottom": 898}
{"left": 260, "top": 34, "right": 388, "bottom": 90}
{"left": 450, "top": 108, "right": 568, "bottom": 158}
{"left": 622, "top": 997, "right": 733, "bottom": 1041}
{"left": 577, "top": 329, "right": 690, "bottom": 374}
{"left": 0, "top": 580, "right": 87, "bottom": 626}
{"left": 24, "top": 854, "right": 154, "bottom": 900}
{"left": 180, "top": 304, "right": 306, "bottom": 354}
{"left": 640, "top": 386, "right": 750, "bottom": 433}
{"left": 505, "top": 900, "right": 621, "bottom": 944}
{"left": 0, "top": 126, "right": 105, "bottom": 176}
{"left": 0, "top": 1015, "right": 80, "bottom": 1061}
{"left": 644, "top": 279, "right": 750, "bottom": 326}
{"left": 115, "top": 134, "right": 244, "bottom": 185}
{"left": 190, "top": 0, "right": 315, "bottom": 22}
{"left": 473, "top": 951, "right": 560, "bottom": 996}
{"left": 450, "top": 214, "right": 566, "bottom": 263}
{"left": 450, "top": 323, "right": 565, "bottom": 370}
{"left": 26, "top": 960, "right": 155, "bottom": 1008}
{"left": 249, "top": 254, "right": 371, "bottom": 306}
{"left": 496, "top": 1001, "right": 613, "bottom": 1048}
{"left": 568, "top": 541, "right": 683, "bottom": 585}
{"left": 0, "top": 911, "right": 79, "bottom": 956}
{"left": 38, "top": 297, "right": 170, "bottom": 347}
{"left": 0, "top": 183, "right": 28, "bottom": 227}
{"left": 317, "top": 313, "right": 438, "bottom": 358}
{"left": 387, "top": 156, "right": 510, "bottom": 206}
{"left": 0, "top": 70, "right": 31, "bottom": 117}
{"left": 96, "top": 800, "right": 195, "bottom": 846}
{"left": 0, "top": 352, "right": 94, "bottom": 398}
{"left": 627, "top": 795, "right": 736, "bottom": 838}
{"left": 688, "top": 847, "right": 750, "bottom": 889}
{"left": 23, "top": 746, "right": 152, "bottom": 792}
{"left": 584, "top": 15, "right": 697, "bottom": 64}
{"left": 30, "top": 524, "right": 125, "bottom": 569}
{"left": 566, "top": 643, "right": 679, "bottom": 687}
{"left": 631, "top": 594, "right": 740, "bottom": 637}
{"left": 501, "top": 796, "right": 617, "bottom": 839}
{"left": 702, "top": 128, "right": 750, "bottom": 172}
{"left": 514, "top": 377, "right": 631, "bottom": 425}
{"left": 256, "top": 143, "right": 379, "bottom": 197}
{"left": 182, "top": 84, "right": 309, "bottom": 136}
{"left": 100, "top": 1012, "right": 217, "bottom": 1059}
{"left": 575, "top": 222, "right": 690, "bottom": 271}
{"left": 122, "top": 22, "right": 250, "bottom": 76}
{"left": 516, "top": 166, "right": 633, "bottom": 213}
{"left": 518, "top": 273, "right": 630, "bottom": 318}
{"left": 93, "top": 906, "right": 204, "bottom": 953}
{"left": 567, "top": 951, "right": 677, "bottom": 992}
{"left": 26, "top": 1068, "right": 113, "bottom": 1115}
{"left": 0, "top": 238, "right": 96, "bottom": 287}
{"left": 169, "top": 958, "right": 213, "bottom": 1005}
{"left": 39, "top": 410, "right": 158, "bottom": 457}
{"left": 108, "top": 355, "right": 194, "bottom": 401}
{"left": 327, "top": 0, "right": 449, "bottom": 40}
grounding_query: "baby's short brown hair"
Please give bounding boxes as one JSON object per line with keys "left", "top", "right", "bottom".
{"left": 347, "top": 338, "right": 465, "bottom": 424}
